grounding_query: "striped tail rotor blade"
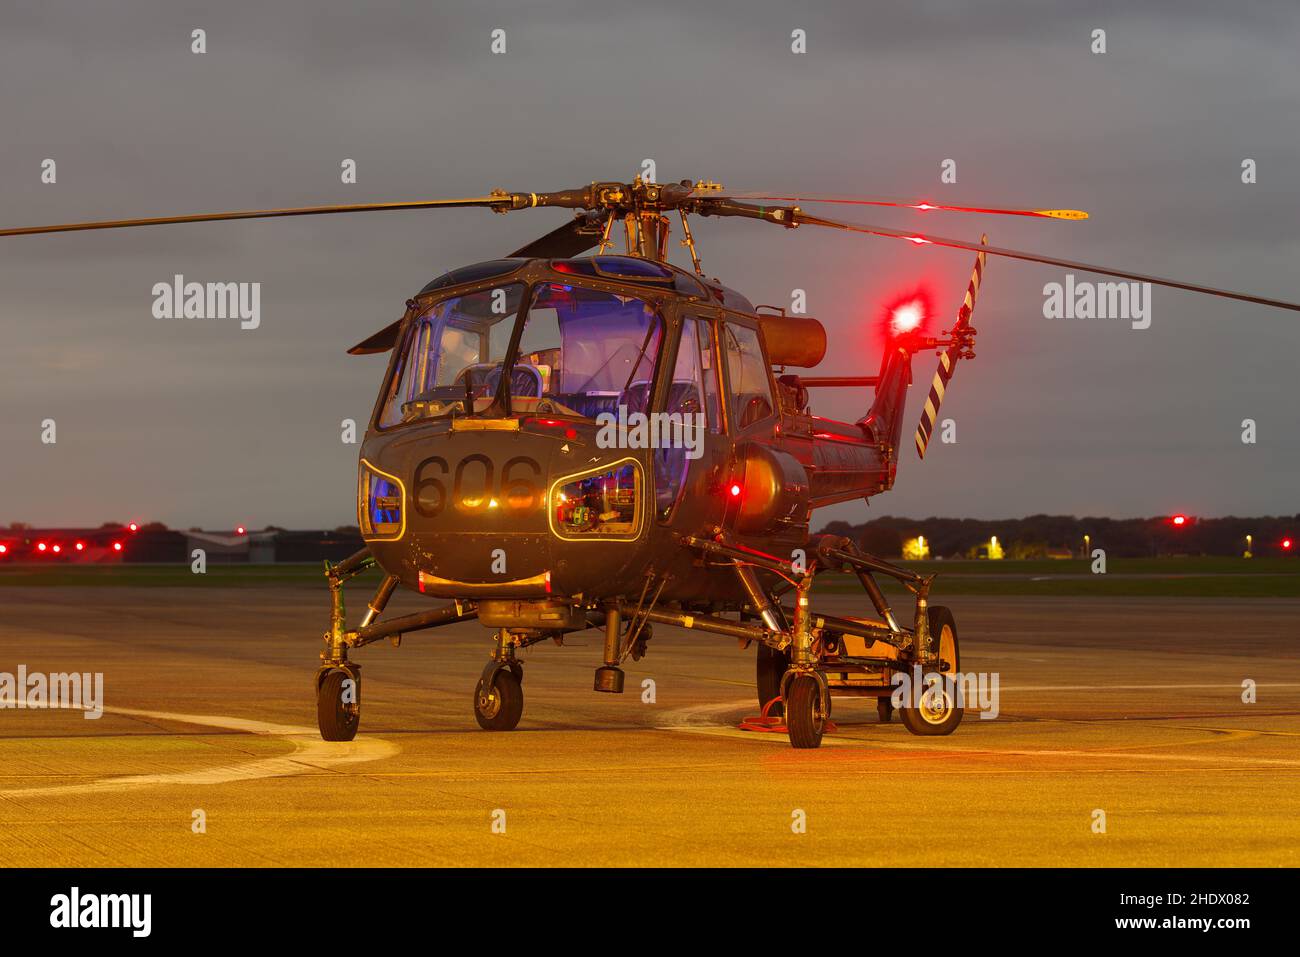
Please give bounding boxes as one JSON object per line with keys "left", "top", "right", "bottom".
{"left": 915, "top": 350, "right": 957, "bottom": 459}
{"left": 916, "top": 236, "right": 988, "bottom": 460}
{"left": 956, "top": 233, "right": 988, "bottom": 328}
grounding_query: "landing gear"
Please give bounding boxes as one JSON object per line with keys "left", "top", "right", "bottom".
{"left": 784, "top": 673, "right": 828, "bottom": 749}
{"left": 898, "top": 606, "right": 964, "bottom": 736}
{"left": 475, "top": 628, "right": 525, "bottom": 731}
{"left": 316, "top": 667, "right": 360, "bottom": 741}
{"left": 474, "top": 668, "right": 524, "bottom": 731}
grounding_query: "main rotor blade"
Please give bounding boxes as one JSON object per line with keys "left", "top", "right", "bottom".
{"left": 0, "top": 196, "right": 512, "bottom": 238}
{"left": 694, "top": 188, "right": 1087, "bottom": 221}
{"left": 508, "top": 211, "right": 606, "bottom": 258}
{"left": 795, "top": 210, "right": 1300, "bottom": 313}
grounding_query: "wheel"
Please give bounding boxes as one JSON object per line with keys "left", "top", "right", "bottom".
{"left": 474, "top": 669, "right": 524, "bottom": 731}
{"left": 785, "top": 673, "right": 827, "bottom": 749}
{"left": 899, "top": 606, "right": 964, "bottom": 736}
{"left": 317, "top": 669, "right": 359, "bottom": 741}
{"left": 877, "top": 697, "right": 894, "bottom": 723}
{"left": 756, "top": 642, "right": 790, "bottom": 717}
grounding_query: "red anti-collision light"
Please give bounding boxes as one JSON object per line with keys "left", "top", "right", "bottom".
{"left": 729, "top": 483, "right": 742, "bottom": 497}
{"left": 891, "top": 301, "right": 925, "bottom": 335}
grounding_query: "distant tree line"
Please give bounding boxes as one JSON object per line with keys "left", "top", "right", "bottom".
{"left": 816, "top": 514, "right": 1299, "bottom": 559}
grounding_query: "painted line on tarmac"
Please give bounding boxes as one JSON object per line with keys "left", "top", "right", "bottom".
{"left": 657, "top": 699, "right": 1300, "bottom": 767}
{"left": 0, "top": 702, "right": 399, "bottom": 797}
{"left": 997, "top": 682, "right": 1300, "bottom": 692}
{"left": 656, "top": 699, "right": 859, "bottom": 746}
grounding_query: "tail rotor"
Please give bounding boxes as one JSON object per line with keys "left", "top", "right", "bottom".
{"left": 915, "top": 235, "right": 988, "bottom": 460}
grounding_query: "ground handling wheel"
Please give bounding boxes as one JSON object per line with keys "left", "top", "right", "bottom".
{"left": 785, "top": 673, "right": 828, "bottom": 749}
{"left": 474, "top": 668, "right": 524, "bottom": 731}
{"left": 317, "top": 668, "right": 360, "bottom": 742}
{"left": 899, "top": 606, "right": 964, "bottom": 736}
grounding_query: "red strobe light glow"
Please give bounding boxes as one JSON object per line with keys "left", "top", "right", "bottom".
{"left": 891, "top": 300, "right": 925, "bottom": 335}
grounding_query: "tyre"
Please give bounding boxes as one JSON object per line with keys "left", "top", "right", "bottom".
{"left": 474, "top": 669, "right": 524, "bottom": 731}
{"left": 899, "top": 606, "right": 964, "bottom": 736}
{"left": 756, "top": 642, "right": 790, "bottom": 717}
{"left": 317, "top": 669, "right": 360, "bottom": 742}
{"left": 785, "top": 673, "right": 827, "bottom": 749}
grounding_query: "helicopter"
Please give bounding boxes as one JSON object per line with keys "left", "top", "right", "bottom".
{"left": 5, "top": 176, "right": 1298, "bottom": 749}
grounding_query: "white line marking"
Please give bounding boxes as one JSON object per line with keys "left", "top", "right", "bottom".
{"left": 655, "top": 698, "right": 1300, "bottom": 766}
{"left": 999, "top": 682, "right": 1300, "bottom": 692}
{"left": 0, "top": 703, "right": 398, "bottom": 797}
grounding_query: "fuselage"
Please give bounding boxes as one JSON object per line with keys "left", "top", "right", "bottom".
{"left": 356, "top": 255, "right": 909, "bottom": 606}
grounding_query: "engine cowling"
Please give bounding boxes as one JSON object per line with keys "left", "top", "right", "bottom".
{"left": 732, "top": 443, "right": 811, "bottom": 535}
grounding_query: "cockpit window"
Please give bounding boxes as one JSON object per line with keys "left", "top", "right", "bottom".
{"left": 723, "top": 321, "right": 775, "bottom": 429}
{"left": 507, "top": 283, "right": 662, "bottom": 419}
{"left": 377, "top": 283, "right": 524, "bottom": 428}
{"left": 376, "top": 280, "right": 664, "bottom": 427}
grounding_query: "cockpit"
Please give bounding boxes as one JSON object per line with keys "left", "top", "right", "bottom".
{"left": 378, "top": 277, "right": 667, "bottom": 427}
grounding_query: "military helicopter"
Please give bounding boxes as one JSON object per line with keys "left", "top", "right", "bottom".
{"left": 5, "top": 177, "right": 1298, "bottom": 748}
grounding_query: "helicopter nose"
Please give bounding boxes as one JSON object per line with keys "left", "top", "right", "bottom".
{"left": 359, "top": 421, "right": 648, "bottom": 598}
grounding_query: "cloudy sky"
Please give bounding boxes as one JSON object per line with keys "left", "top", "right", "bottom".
{"left": 2, "top": 0, "right": 1297, "bottom": 530}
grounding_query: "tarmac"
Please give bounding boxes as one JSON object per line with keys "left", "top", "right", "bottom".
{"left": 1, "top": 585, "right": 1298, "bottom": 867}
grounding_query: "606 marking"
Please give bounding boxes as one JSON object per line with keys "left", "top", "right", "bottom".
{"left": 413, "top": 454, "right": 543, "bottom": 516}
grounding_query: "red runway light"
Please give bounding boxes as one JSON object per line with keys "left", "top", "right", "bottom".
{"left": 128, "top": 522, "right": 138, "bottom": 532}
{"left": 0, "top": 544, "right": 8, "bottom": 554}
{"left": 236, "top": 526, "right": 247, "bottom": 535}
{"left": 37, "top": 542, "right": 47, "bottom": 552}
{"left": 52, "top": 544, "right": 62, "bottom": 553}
{"left": 1171, "top": 514, "right": 1187, "bottom": 526}
{"left": 75, "top": 542, "right": 85, "bottom": 551}
{"left": 1283, "top": 538, "right": 1294, "bottom": 551}
{"left": 112, "top": 542, "right": 123, "bottom": 552}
